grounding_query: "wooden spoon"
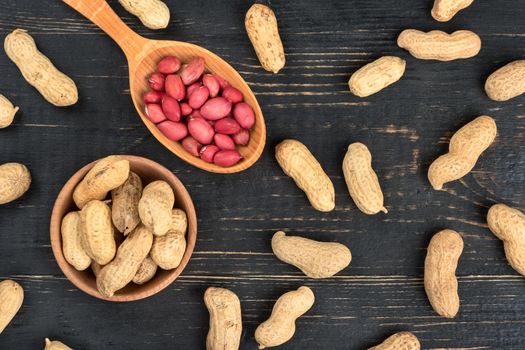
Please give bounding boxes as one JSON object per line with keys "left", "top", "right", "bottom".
{"left": 62, "top": 0, "right": 266, "bottom": 173}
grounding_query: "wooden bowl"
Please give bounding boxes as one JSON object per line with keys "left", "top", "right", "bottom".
{"left": 49, "top": 155, "right": 197, "bottom": 302}
{"left": 63, "top": 0, "right": 266, "bottom": 174}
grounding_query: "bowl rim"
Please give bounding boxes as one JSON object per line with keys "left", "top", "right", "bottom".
{"left": 49, "top": 155, "right": 197, "bottom": 302}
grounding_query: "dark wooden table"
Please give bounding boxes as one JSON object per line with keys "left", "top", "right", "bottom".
{"left": 1, "top": 0, "right": 524, "bottom": 349}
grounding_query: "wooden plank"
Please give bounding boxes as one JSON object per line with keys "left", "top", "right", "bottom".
{"left": 0, "top": 0, "right": 524, "bottom": 348}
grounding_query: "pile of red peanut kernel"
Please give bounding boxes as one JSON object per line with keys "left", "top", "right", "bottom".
{"left": 143, "top": 56, "right": 255, "bottom": 167}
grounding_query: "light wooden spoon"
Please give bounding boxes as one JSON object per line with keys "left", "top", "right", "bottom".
{"left": 63, "top": 0, "right": 266, "bottom": 173}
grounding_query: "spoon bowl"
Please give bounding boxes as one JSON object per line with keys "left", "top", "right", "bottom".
{"left": 63, "top": 0, "right": 266, "bottom": 173}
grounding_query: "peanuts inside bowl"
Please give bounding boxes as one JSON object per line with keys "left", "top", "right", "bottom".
{"left": 50, "top": 155, "right": 196, "bottom": 302}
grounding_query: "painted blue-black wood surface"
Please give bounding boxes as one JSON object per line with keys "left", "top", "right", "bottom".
{"left": 0, "top": 0, "right": 524, "bottom": 349}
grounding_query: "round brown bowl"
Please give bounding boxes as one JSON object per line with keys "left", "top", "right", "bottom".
{"left": 50, "top": 155, "right": 197, "bottom": 302}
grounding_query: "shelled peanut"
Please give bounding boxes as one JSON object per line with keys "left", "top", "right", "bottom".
{"left": 487, "top": 204, "right": 525, "bottom": 276}
{"left": 275, "top": 139, "right": 335, "bottom": 212}
{"left": 424, "top": 229, "right": 463, "bottom": 318}
{"left": 368, "top": 332, "right": 420, "bottom": 350}
{"left": 143, "top": 56, "right": 256, "bottom": 167}
{"left": 4, "top": 29, "right": 78, "bottom": 107}
{"left": 271, "top": 231, "right": 351, "bottom": 278}
{"left": 432, "top": 0, "right": 475, "bottom": 22}
{"left": 255, "top": 286, "right": 314, "bottom": 349}
{"left": 428, "top": 116, "right": 497, "bottom": 190}
{"left": 0, "top": 94, "right": 19, "bottom": 129}
{"left": 61, "top": 156, "right": 189, "bottom": 297}
{"left": 0, "top": 280, "right": 24, "bottom": 334}
{"left": 118, "top": 0, "right": 170, "bottom": 30}
{"left": 397, "top": 29, "right": 481, "bottom": 61}
{"left": 0, "top": 162, "right": 31, "bottom": 205}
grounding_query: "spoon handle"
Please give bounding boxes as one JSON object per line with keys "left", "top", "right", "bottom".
{"left": 62, "top": 0, "right": 148, "bottom": 59}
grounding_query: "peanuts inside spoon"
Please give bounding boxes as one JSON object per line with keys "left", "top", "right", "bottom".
{"left": 62, "top": 0, "right": 266, "bottom": 173}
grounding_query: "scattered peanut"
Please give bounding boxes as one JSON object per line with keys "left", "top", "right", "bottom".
{"left": 133, "top": 256, "right": 158, "bottom": 285}
{"left": 485, "top": 60, "right": 525, "bottom": 101}
{"left": 73, "top": 155, "right": 130, "bottom": 209}
{"left": 432, "top": 0, "right": 475, "bottom": 22}
{"left": 150, "top": 209, "right": 187, "bottom": 270}
{"left": 424, "top": 229, "right": 463, "bottom": 318}
{"left": 204, "top": 287, "right": 242, "bottom": 350}
{"left": 80, "top": 200, "right": 116, "bottom": 265}
{"left": 428, "top": 116, "right": 497, "bottom": 190}
{"left": 138, "top": 180, "right": 175, "bottom": 236}
{"left": 118, "top": 0, "right": 170, "bottom": 30}
{"left": 44, "top": 338, "right": 72, "bottom": 350}
{"left": 111, "top": 171, "right": 143, "bottom": 235}
{"left": 4, "top": 29, "right": 78, "bottom": 106}
{"left": 245, "top": 4, "right": 285, "bottom": 74}
{"left": 61, "top": 211, "right": 91, "bottom": 271}
{"left": 0, "top": 163, "right": 31, "bottom": 205}
{"left": 348, "top": 56, "right": 406, "bottom": 97}
{"left": 397, "top": 29, "right": 481, "bottom": 61}
{"left": 368, "top": 332, "right": 420, "bottom": 350}
{"left": 342, "top": 143, "right": 387, "bottom": 214}
{"left": 487, "top": 204, "right": 525, "bottom": 276}
{"left": 0, "top": 94, "right": 19, "bottom": 129}
{"left": 97, "top": 224, "right": 153, "bottom": 298}
{"left": 255, "top": 286, "right": 315, "bottom": 349}
{"left": 271, "top": 231, "right": 351, "bottom": 278}
{"left": 275, "top": 139, "right": 335, "bottom": 212}
{"left": 0, "top": 280, "right": 24, "bottom": 334}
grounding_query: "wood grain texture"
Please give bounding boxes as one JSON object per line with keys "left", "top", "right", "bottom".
{"left": 0, "top": 0, "right": 525, "bottom": 349}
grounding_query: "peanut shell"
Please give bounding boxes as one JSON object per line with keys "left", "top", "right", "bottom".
{"left": 348, "top": 56, "right": 406, "bottom": 97}
{"left": 73, "top": 155, "right": 130, "bottom": 209}
{"left": 485, "top": 60, "right": 525, "bottom": 101}
{"left": 0, "top": 163, "right": 31, "bottom": 205}
{"left": 97, "top": 225, "right": 153, "bottom": 298}
{"left": 111, "top": 171, "right": 143, "bottom": 235}
{"left": 368, "top": 332, "right": 420, "bottom": 350}
{"left": 80, "top": 200, "right": 116, "bottom": 265}
{"left": 205, "top": 287, "right": 242, "bottom": 350}
{"left": 271, "top": 231, "right": 351, "bottom": 278}
{"left": 138, "top": 180, "right": 175, "bottom": 236}
{"left": 0, "top": 280, "right": 24, "bottom": 334}
{"left": 343, "top": 143, "right": 387, "bottom": 214}
{"left": 245, "top": 4, "right": 285, "bottom": 74}
{"left": 118, "top": 0, "right": 170, "bottom": 30}
{"left": 133, "top": 256, "right": 158, "bottom": 285}
{"left": 428, "top": 116, "right": 497, "bottom": 190}
{"left": 4, "top": 29, "right": 78, "bottom": 106}
{"left": 255, "top": 286, "right": 314, "bottom": 349}
{"left": 61, "top": 211, "right": 91, "bottom": 271}
{"left": 398, "top": 29, "right": 481, "bottom": 61}
{"left": 432, "top": 0, "right": 475, "bottom": 22}
{"left": 150, "top": 209, "right": 187, "bottom": 270}
{"left": 275, "top": 139, "right": 335, "bottom": 212}
{"left": 424, "top": 229, "right": 463, "bottom": 318}
{"left": 44, "top": 338, "right": 73, "bottom": 350}
{"left": 487, "top": 204, "right": 525, "bottom": 276}
{"left": 0, "top": 94, "right": 19, "bottom": 129}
